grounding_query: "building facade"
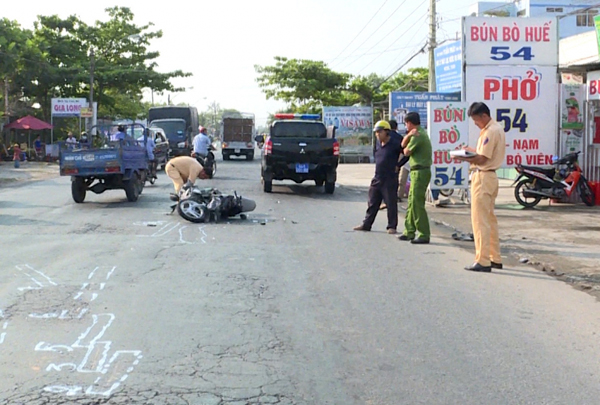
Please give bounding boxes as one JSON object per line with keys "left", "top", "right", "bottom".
{"left": 470, "top": 0, "right": 600, "bottom": 38}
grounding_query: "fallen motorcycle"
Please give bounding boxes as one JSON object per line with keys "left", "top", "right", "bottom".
{"left": 172, "top": 184, "right": 256, "bottom": 223}
{"left": 512, "top": 151, "right": 595, "bottom": 208}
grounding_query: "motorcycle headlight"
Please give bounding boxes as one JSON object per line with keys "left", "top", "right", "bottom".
{"left": 177, "top": 142, "right": 186, "bottom": 148}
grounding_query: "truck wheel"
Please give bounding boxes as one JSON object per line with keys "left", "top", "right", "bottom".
{"left": 263, "top": 179, "right": 272, "bottom": 193}
{"left": 124, "top": 175, "right": 140, "bottom": 202}
{"left": 72, "top": 178, "right": 86, "bottom": 203}
{"left": 223, "top": 153, "right": 230, "bottom": 161}
{"left": 247, "top": 153, "right": 254, "bottom": 161}
{"left": 325, "top": 181, "right": 335, "bottom": 194}
{"left": 315, "top": 179, "right": 324, "bottom": 187}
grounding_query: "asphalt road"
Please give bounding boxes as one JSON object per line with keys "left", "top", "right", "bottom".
{"left": 2, "top": 155, "right": 600, "bottom": 404}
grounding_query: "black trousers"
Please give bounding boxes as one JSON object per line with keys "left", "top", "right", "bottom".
{"left": 362, "top": 177, "right": 398, "bottom": 230}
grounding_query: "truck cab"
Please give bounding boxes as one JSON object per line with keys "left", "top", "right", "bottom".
{"left": 261, "top": 114, "right": 339, "bottom": 194}
{"left": 147, "top": 106, "right": 199, "bottom": 158}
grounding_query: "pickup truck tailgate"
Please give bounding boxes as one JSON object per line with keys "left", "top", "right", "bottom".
{"left": 270, "top": 137, "right": 335, "bottom": 162}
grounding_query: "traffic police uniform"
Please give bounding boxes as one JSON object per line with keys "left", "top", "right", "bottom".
{"left": 471, "top": 119, "right": 506, "bottom": 267}
{"left": 403, "top": 127, "right": 432, "bottom": 240}
{"left": 165, "top": 156, "right": 205, "bottom": 193}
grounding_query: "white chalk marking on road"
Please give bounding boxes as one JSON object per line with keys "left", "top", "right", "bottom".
{"left": 105, "top": 267, "right": 116, "bottom": 280}
{"left": 23, "top": 266, "right": 143, "bottom": 398}
{"left": 24, "top": 264, "right": 57, "bottom": 285}
{"left": 151, "top": 222, "right": 180, "bottom": 237}
{"left": 179, "top": 226, "right": 193, "bottom": 244}
{"left": 88, "top": 267, "right": 99, "bottom": 280}
{"left": 16, "top": 264, "right": 57, "bottom": 291}
{"left": 43, "top": 385, "right": 83, "bottom": 396}
{"left": 199, "top": 226, "right": 208, "bottom": 244}
{"left": 0, "top": 321, "right": 7, "bottom": 344}
{"left": 29, "top": 313, "right": 59, "bottom": 319}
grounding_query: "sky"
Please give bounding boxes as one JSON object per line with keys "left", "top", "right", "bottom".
{"left": 4, "top": 0, "right": 478, "bottom": 126}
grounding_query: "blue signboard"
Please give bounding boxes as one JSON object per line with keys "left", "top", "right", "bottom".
{"left": 434, "top": 40, "right": 463, "bottom": 93}
{"left": 389, "top": 92, "right": 461, "bottom": 130}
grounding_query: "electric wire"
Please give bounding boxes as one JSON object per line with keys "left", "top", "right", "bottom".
{"left": 328, "top": 0, "right": 389, "bottom": 65}
{"left": 331, "top": 0, "right": 413, "bottom": 70}
{"left": 339, "top": 1, "right": 426, "bottom": 71}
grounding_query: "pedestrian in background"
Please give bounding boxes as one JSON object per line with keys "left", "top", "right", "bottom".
{"left": 12, "top": 143, "right": 22, "bottom": 168}
{"left": 398, "top": 112, "right": 432, "bottom": 244}
{"left": 353, "top": 120, "right": 402, "bottom": 234}
{"left": 455, "top": 102, "right": 506, "bottom": 273}
{"left": 65, "top": 132, "right": 77, "bottom": 149}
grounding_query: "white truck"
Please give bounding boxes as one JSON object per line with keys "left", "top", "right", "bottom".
{"left": 220, "top": 113, "right": 255, "bottom": 161}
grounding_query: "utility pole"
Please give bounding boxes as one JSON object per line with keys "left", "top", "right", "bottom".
{"left": 4, "top": 77, "right": 9, "bottom": 121}
{"left": 89, "top": 49, "right": 95, "bottom": 132}
{"left": 428, "top": 0, "right": 437, "bottom": 92}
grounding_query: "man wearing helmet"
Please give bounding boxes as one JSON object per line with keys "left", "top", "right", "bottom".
{"left": 353, "top": 120, "right": 402, "bottom": 234}
{"left": 192, "top": 126, "right": 211, "bottom": 159}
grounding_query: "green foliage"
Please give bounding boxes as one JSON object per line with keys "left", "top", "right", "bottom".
{"left": 1, "top": 7, "right": 191, "bottom": 123}
{"left": 255, "top": 57, "right": 429, "bottom": 117}
{"left": 255, "top": 57, "right": 351, "bottom": 112}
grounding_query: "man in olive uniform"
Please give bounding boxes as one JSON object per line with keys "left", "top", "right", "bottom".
{"left": 398, "top": 112, "right": 432, "bottom": 244}
{"left": 455, "top": 102, "right": 506, "bottom": 272}
{"left": 165, "top": 155, "right": 209, "bottom": 196}
{"left": 353, "top": 120, "right": 402, "bottom": 234}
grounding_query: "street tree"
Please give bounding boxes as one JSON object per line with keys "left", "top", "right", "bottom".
{"left": 255, "top": 57, "right": 429, "bottom": 117}
{"left": 255, "top": 57, "right": 351, "bottom": 113}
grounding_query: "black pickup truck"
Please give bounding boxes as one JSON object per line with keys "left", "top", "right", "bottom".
{"left": 260, "top": 114, "right": 339, "bottom": 194}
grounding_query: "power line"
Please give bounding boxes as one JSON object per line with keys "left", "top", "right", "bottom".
{"left": 328, "top": 0, "right": 389, "bottom": 65}
{"left": 328, "top": 43, "right": 422, "bottom": 63}
{"left": 379, "top": 12, "right": 429, "bottom": 76}
{"left": 340, "top": 1, "right": 426, "bottom": 71}
{"left": 378, "top": 43, "right": 428, "bottom": 89}
{"left": 332, "top": 0, "right": 412, "bottom": 69}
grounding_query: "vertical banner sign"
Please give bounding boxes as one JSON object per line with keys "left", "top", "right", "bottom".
{"left": 594, "top": 15, "right": 600, "bottom": 56}
{"left": 464, "top": 17, "right": 559, "bottom": 167}
{"left": 428, "top": 102, "right": 470, "bottom": 190}
{"left": 322, "top": 106, "right": 372, "bottom": 155}
{"left": 389, "top": 92, "right": 461, "bottom": 131}
{"left": 560, "top": 83, "right": 584, "bottom": 129}
{"left": 434, "top": 41, "right": 463, "bottom": 93}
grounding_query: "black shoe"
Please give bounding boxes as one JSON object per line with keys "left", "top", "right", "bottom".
{"left": 464, "top": 263, "right": 492, "bottom": 272}
{"left": 398, "top": 234, "right": 414, "bottom": 241}
{"left": 169, "top": 193, "right": 179, "bottom": 202}
{"left": 411, "top": 237, "right": 430, "bottom": 244}
{"left": 491, "top": 261, "right": 503, "bottom": 269}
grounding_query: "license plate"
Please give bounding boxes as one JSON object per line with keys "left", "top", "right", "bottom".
{"left": 234, "top": 148, "right": 240, "bottom": 153}
{"left": 295, "top": 163, "right": 309, "bottom": 173}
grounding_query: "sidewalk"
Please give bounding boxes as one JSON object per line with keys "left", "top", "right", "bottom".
{"left": 0, "top": 161, "right": 59, "bottom": 186}
{"left": 337, "top": 163, "right": 600, "bottom": 299}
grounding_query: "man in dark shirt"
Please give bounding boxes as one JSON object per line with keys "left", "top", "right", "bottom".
{"left": 354, "top": 120, "right": 402, "bottom": 234}
{"left": 380, "top": 120, "right": 409, "bottom": 209}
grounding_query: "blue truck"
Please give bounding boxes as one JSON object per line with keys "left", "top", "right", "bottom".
{"left": 59, "top": 124, "right": 150, "bottom": 203}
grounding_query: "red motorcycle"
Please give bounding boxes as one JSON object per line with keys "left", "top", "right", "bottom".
{"left": 513, "top": 151, "right": 595, "bottom": 208}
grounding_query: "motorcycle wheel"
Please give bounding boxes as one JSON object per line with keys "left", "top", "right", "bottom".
{"left": 439, "top": 188, "right": 454, "bottom": 197}
{"left": 578, "top": 178, "right": 596, "bottom": 207}
{"left": 177, "top": 200, "right": 208, "bottom": 223}
{"left": 210, "top": 160, "right": 217, "bottom": 178}
{"left": 514, "top": 179, "right": 542, "bottom": 208}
